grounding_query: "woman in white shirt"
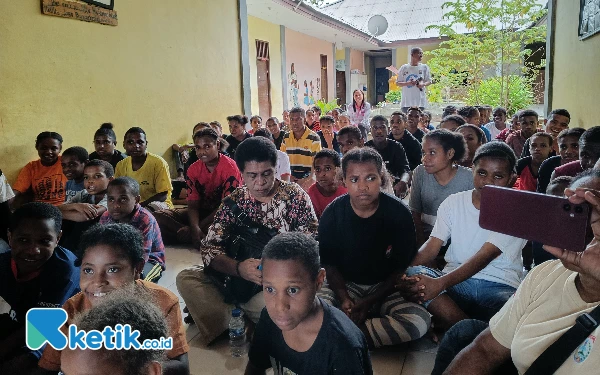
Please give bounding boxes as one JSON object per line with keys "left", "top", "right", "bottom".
{"left": 347, "top": 90, "right": 371, "bottom": 140}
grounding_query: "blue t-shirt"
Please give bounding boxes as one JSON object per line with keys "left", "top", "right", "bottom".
{"left": 480, "top": 126, "right": 492, "bottom": 143}
{"left": 65, "top": 180, "right": 85, "bottom": 202}
{"left": 0, "top": 246, "right": 80, "bottom": 358}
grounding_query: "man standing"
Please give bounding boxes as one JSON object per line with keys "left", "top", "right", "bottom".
{"left": 397, "top": 47, "right": 432, "bottom": 113}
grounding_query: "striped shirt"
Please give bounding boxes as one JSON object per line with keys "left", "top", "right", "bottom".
{"left": 280, "top": 127, "right": 322, "bottom": 179}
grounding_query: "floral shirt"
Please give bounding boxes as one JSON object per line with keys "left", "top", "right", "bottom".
{"left": 201, "top": 181, "right": 318, "bottom": 267}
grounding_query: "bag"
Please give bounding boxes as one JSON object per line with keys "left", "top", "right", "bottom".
{"left": 524, "top": 304, "right": 600, "bottom": 375}
{"left": 206, "top": 197, "right": 278, "bottom": 304}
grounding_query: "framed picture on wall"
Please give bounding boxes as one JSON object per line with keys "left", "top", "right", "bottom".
{"left": 579, "top": 0, "right": 600, "bottom": 39}
{"left": 81, "top": 0, "right": 114, "bottom": 10}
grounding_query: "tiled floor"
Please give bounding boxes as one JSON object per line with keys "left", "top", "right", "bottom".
{"left": 160, "top": 245, "right": 437, "bottom": 375}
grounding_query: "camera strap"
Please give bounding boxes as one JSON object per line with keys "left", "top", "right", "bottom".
{"left": 524, "top": 304, "right": 600, "bottom": 375}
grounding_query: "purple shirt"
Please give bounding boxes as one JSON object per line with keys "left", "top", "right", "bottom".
{"left": 99, "top": 204, "right": 166, "bottom": 269}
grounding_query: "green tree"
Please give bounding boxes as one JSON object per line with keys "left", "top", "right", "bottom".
{"left": 426, "top": 0, "right": 546, "bottom": 109}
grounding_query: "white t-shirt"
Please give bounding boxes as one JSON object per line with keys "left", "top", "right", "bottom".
{"left": 490, "top": 260, "right": 600, "bottom": 374}
{"left": 397, "top": 63, "right": 431, "bottom": 108}
{"left": 277, "top": 150, "right": 291, "bottom": 179}
{"left": 0, "top": 173, "right": 15, "bottom": 204}
{"left": 430, "top": 189, "right": 526, "bottom": 288}
{"left": 484, "top": 122, "right": 506, "bottom": 140}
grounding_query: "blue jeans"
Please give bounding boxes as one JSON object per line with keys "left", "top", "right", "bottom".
{"left": 405, "top": 266, "right": 516, "bottom": 321}
{"left": 432, "top": 319, "right": 518, "bottom": 375}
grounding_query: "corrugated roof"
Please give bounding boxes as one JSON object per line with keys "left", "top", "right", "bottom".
{"left": 315, "top": 0, "right": 547, "bottom": 43}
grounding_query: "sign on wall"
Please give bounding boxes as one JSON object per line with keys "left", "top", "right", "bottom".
{"left": 579, "top": 0, "right": 600, "bottom": 40}
{"left": 41, "top": 0, "right": 118, "bottom": 26}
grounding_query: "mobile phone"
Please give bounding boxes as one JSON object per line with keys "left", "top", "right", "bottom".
{"left": 479, "top": 186, "right": 590, "bottom": 251}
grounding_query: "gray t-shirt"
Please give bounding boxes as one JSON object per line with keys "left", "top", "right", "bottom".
{"left": 409, "top": 164, "right": 474, "bottom": 226}
{"left": 67, "top": 190, "right": 108, "bottom": 208}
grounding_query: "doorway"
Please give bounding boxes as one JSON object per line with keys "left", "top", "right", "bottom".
{"left": 256, "top": 40, "right": 272, "bottom": 119}
{"left": 375, "top": 67, "right": 390, "bottom": 104}
{"left": 320, "top": 55, "right": 328, "bottom": 101}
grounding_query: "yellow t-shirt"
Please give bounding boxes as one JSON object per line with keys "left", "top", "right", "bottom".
{"left": 114, "top": 153, "right": 173, "bottom": 208}
{"left": 490, "top": 260, "right": 600, "bottom": 374}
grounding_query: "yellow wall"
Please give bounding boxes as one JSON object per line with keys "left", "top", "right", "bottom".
{"left": 395, "top": 46, "right": 409, "bottom": 67}
{"left": 336, "top": 49, "right": 345, "bottom": 60}
{"left": 0, "top": 0, "right": 243, "bottom": 181}
{"left": 551, "top": 2, "right": 600, "bottom": 128}
{"left": 248, "top": 16, "right": 284, "bottom": 119}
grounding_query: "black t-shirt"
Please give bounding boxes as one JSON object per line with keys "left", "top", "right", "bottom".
{"left": 410, "top": 128, "right": 426, "bottom": 143}
{"left": 319, "top": 193, "right": 417, "bottom": 284}
{"left": 274, "top": 131, "right": 286, "bottom": 150}
{"left": 248, "top": 300, "right": 373, "bottom": 375}
{"left": 536, "top": 155, "right": 562, "bottom": 193}
{"left": 365, "top": 140, "right": 410, "bottom": 180}
{"left": 521, "top": 137, "right": 557, "bottom": 159}
{"left": 225, "top": 133, "right": 252, "bottom": 159}
{"left": 89, "top": 150, "right": 126, "bottom": 169}
{"left": 516, "top": 156, "right": 533, "bottom": 176}
{"left": 388, "top": 131, "right": 422, "bottom": 170}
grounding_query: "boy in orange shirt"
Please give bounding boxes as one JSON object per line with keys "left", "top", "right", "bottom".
{"left": 13, "top": 132, "right": 67, "bottom": 207}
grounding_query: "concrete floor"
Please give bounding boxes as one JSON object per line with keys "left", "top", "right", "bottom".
{"left": 159, "top": 245, "right": 437, "bottom": 375}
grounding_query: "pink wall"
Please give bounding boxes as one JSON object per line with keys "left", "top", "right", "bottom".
{"left": 350, "top": 49, "right": 364, "bottom": 73}
{"left": 285, "top": 28, "right": 334, "bottom": 109}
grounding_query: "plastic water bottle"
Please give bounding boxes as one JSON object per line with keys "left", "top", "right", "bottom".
{"left": 229, "top": 308, "right": 247, "bottom": 357}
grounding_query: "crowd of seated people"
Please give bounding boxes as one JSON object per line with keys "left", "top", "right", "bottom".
{"left": 0, "top": 102, "right": 598, "bottom": 375}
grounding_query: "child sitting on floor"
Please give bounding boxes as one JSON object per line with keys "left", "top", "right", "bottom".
{"left": 12, "top": 132, "right": 67, "bottom": 207}
{"left": 58, "top": 160, "right": 114, "bottom": 251}
{"left": 61, "top": 146, "right": 89, "bottom": 202}
{"left": 115, "top": 127, "right": 173, "bottom": 211}
{"left": 537, "top": 128, "right": 585, "bottom": 193}
{"left": 399, "top": 142, "right": 527, "bottom": 335}
{"left": 514, "top": 132, "right": 553, "bottom": 191}
{"left": 0, "top": 203, "right": 80, "bottom": 373}
{"left": 317, "top": 115, "right": 341, "bottom": 154}
{"left": 551, "top": 126, "right": 600, "bottom": 181}
{"left": 245, "top": 232, "right": 373, "bottom": 375}
{"left": 317, "top": 148, "right": 430, "bottom": 349}
{"left": 307, "top": 149, "right": 347, "bottom": 219}
{"left": 154, "top": 128, "right": 242, "bottom": 247}
{"left": 38, "top": 223, "right": 189, "bottom": 374}
{"left": 89, "top": 123, "right": 126, "bottom": 169}
{"left": 505, "top": 109, "right": 539, "bottom": 157}
{"left": 60, "top": 290, "right": 169, "bottom": 375}
{"left": 99, "top": 177, "right": 166, "bottom": 282}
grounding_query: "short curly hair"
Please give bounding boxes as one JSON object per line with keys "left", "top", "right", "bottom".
{"left": 10, "top": 202, "right": 62, "bottom": 234}
{"left": 234, "top": 136, "right": 278, "bottom": 172}
{"left": 263, "top": 232, "right": 321, "bottom": 281}
{"left": 473, "top": 141, "right": 517, "bottom": 173}
{"left": 73, "top": 288, "right": 168, "bottom": 375}
{"left": 77, "top": 223, "right": 145, "bottom": 267}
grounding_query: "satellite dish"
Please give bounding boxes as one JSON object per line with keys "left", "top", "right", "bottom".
{"left": 367, "top": 15, "right": 388, "bottom": 41}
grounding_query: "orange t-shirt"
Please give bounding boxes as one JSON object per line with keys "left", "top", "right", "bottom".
{"left": 13, "top": 157, "right": 67, "bottom": 206}
{"left": 38, "top": 279, "right": 189, "bottom": 371}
